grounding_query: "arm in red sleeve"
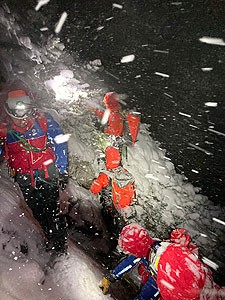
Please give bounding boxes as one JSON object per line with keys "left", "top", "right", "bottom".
{"left": 95, "top": 109, "right": 104, "bottom": 119}
{"left": 0, "top": 122, "right": 7, "bottom": 139}
{"left": 90, "top": 173, "right": 109, "bottom": 194}
{"left": 0, "top": 123, "right": 7, "bottom": 157}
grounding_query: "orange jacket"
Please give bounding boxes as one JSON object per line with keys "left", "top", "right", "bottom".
{"left": 95, "top": 109, "right": 124, "bottom": 136}
{"left": 90, "top": 168, "right": 135, "bottom": 209}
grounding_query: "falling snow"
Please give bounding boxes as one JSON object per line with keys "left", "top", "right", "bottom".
{"left": 121, "top": 54, "right": 135, "bottom": 63}
{"left": 55, "top": 12, "right": 68, "bottom": 34}
{"left": 199, "top": 36, "right": 225, "bottom": 46}
{"left": 35, "top": 0, "right": 50, "bottom": 11}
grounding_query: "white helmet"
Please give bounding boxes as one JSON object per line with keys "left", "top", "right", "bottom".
{"left": 4, "top": 89, "right": 33, "bottom": 119}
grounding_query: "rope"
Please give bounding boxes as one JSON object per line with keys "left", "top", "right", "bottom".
{"left": 8, "top": 129, "right": 48, "bottom": 152}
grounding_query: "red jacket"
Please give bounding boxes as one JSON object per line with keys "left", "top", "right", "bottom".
{"left": 90, "top": 167, "right": 135, "bottom": 209}
{"left": 95, "top": 109, "right": 124, "bottom": 136}
{"left": 0, "top": 112, "right": 68, "bottom": 184}
{"left": 136, "top": 229, "right": 224, "bottom": 300}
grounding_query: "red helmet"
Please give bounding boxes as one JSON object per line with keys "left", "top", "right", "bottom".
{"left": 105, "top": 146, "right": 121, "bottom": 170}
{"left": 118, "top": 223, "right": 154, "bottom": 258}
{"left": 103, "top": 92, "right": 122, "bottom": 111}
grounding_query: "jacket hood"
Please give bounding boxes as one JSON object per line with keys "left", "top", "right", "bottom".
{"left": 118, "top": 223, "right": 154, "bottom": 257}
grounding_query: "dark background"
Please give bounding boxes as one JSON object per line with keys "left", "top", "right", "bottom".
{"left": 4, "top": 0, "right": 225, "bottom": 205}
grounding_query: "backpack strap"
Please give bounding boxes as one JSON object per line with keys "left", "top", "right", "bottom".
{"left": 7, "top": 112, "right": 49, "bottom": 153}
{"left": 8, "top": 129, "right": 48, "bottom": 152}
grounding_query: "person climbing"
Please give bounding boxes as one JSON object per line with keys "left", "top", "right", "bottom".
{"left": 90, "top": 91, "right": 141, "bottom": 150}
{"left": 99, "top": 223, "right": 225, "bottom": 300}
{"left": 95, "top": 91, "right": 125, "bottom": 137}
{"left": 90, "top": 146, "right": 136, "bottom": 238}
{"left": 0, "top": 88, "right": 69, "bottom": 256}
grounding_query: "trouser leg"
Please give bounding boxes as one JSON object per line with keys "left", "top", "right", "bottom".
{"left": 36, "top": 181, "right": 68, "bottom": 253}
{"left": 20, "top": 185, "right": 47, "bottom": 232}
{"left": 101, "top": 203, "right": 125, "bottom": 238}
{"left": 135, "top": 276, "right": 160, "bottom": 300}
{"left": 20, "top": 181, "right": 68, "bottom": 253}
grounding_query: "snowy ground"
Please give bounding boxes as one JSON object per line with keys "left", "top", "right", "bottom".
{"left": 0, "top": 3, "right": 224, "bottom": 299}
{"left": 0, "top": 169, "right": 125, "bottom": 300}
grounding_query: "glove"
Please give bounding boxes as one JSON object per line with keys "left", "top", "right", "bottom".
{"left": 58, "top": 173, "right": 69, "bottom": 190}
{"left": 99, "top": 277, "right": 111, "bottom": 295}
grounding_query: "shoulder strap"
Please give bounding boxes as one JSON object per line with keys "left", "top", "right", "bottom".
{"left": 7, "top": 112, "right": 49, "bottom": 153}
{"left": 8, "top": 129, "right": 48, "bottom": 152}
{"left": 104, "top": 170, "right": 114, "bottom": 180}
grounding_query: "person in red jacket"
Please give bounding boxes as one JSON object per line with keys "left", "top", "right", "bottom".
{"left": 91, "top": 91, "right": 126, "bottom": 156}
{"left": 99, "top": 223, "right": 225, "bottom": 300}
{"left": 90, "top": 146, "right": 136, "bottom": 237}
{"left": 90, "top": 91, "right": 141, "bottom": 168}
{"left": 94, "top": 91, "right": 124, "bottom": 137}
{"left": 0, "top": 89, "right": 69, "bottom": 255}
